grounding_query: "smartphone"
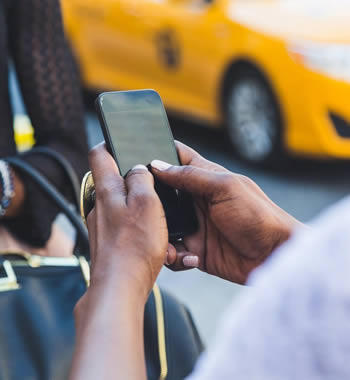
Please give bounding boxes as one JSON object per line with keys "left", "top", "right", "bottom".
{"left": 95, "top": 89, "right": 198, "bottom": 242}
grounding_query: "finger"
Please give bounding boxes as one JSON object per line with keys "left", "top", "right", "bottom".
{"left": 86, "top": 208, "right": 97, "bottom": 266}
{"left": 151, "top": 161, "right": 227, "bottom": 198}
{"left": 165, "top": 240, "right": 199, "bottom": 271}
{"left": 166, "top": 251, "right": 199, "bottom": 272}
{"left": 165, "top": 243, "right": 177, "bottom": 265}
{"left": 125, "top": 164, "right": 157, "bottom": 206}
{"left": 88, "top": 143, "right": 126, "bottom": 200}
{"left": 174, "top": 140, "right": 204, "bottom": 165}
{"left": 175, "top": 140, "right": 228, "bottom": 172}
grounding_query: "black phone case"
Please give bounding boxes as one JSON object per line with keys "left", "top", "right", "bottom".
{"left": 95, "top": 91, "right": 198, "bottom": 242}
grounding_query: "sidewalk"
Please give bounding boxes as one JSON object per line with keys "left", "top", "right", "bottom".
{"left": 158, "top": 267, "right": 248, "bottom": 344}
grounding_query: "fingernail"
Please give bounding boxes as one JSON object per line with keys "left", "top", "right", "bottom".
{"left": 151, "top": 160, "right": 172, "bottom": 171}
{"left": 132, "top": 164, "right": 148, "bottom": 171}
{"left": 182, "top": 256, "right": 199, "bottom": 268}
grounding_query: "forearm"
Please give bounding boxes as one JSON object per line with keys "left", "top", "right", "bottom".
{"left": 70, "top": 279, "right": 147, "bottom": 380}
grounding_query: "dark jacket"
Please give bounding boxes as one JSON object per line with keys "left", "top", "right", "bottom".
{"left": 0, "top": 0, "right": 89, "bottom": 247}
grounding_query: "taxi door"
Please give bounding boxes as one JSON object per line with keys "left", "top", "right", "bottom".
{"left": 151, "top": 0, "right": 223, "bottom": 114}
{"left": 95, "top": 0, "right": 159, "bottom": 83}
{"left": 66, "top": 0, "right": 159, "bottom": 88}
{"left": 112, "top": 0, "right": 174, "bottom": 88}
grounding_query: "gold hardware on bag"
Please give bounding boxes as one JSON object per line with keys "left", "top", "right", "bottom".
{"left": 153, "top": 283, "right": 168, "bottom": 380}
{"left": 0, "top": 251, "right": 90, "bottom": 289}
{"left": 0, "top": 251, "right": 81, "bottom": 268}
{"left": 79, "top": 256, "right": 90, "bottom": 287}
{"left": 0, "top": 250, "right": 32, "bottom": 260}
{"left": 80, "top": 171, "right": 95, "bottom": 225}
{"left": 0, "top": 260, "right": 20, "bottom": 292}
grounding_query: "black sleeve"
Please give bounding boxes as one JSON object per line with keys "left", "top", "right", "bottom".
{"left": 2, "top": 0, "right": 89, "bottom": 248}
{"left": 0, "top": 1, "right": 17, "bottom": 159}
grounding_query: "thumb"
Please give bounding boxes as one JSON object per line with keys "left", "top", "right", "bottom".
{"left": 150, "top": 159, "right": 223, "bottom": 197}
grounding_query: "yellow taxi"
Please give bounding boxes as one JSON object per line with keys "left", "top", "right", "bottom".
{"left": 62, "top": 0, "right": 350, "bottom": 165}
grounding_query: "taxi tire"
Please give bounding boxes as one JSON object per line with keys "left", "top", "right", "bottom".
{"left": 224, "top": 66, "right": 285, "bottom": 167}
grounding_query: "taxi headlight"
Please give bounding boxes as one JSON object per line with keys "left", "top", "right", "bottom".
{"left": 289, "top": 42, "right": 350, "bottom": 83}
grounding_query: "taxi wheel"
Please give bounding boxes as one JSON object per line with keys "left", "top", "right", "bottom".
{"left": 225, "top": 67, "right": 284, "bottom": 166}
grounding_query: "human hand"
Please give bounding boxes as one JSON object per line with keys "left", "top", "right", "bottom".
{"left": 87, "top": 143, "right": 168, "bottom": 301}
{"left": 73, "top": 143, "right": 167, "bottom": 380}
{"left": 151, "top": 141, "right": 302, "bottom": 284}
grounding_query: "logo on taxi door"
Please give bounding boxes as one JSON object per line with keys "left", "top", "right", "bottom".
{"left": 155, "top": 29, "right": 181, "bottom": 69}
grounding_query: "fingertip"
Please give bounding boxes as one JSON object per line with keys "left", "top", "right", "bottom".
{"left": 88, "top": 141, "right": 107, "bottom": 155}
{"left": 88, "top": 142, "right": 105, "bottom": 164}
{"left": 166, "top": 251, "right": 197, "bottom": 272}
{"left": 131, "top": 164, "right": 148, "bottom": 171}
{"left": 125, "top": 163, "right": 155, "bottom": 199}
{"left": 174, "top": 140, "right": 187, "bottom": 149}
{"left": 174, "top": 140, "right": 201, "bottom": 165}
{"left": 88, "top": 143, "right": 125, "bottom": 199}
{"left": 165, "top": 244, "right": 177, "bottom": 266}
{"left": 150, "top": 160, "right": 172, "bottom": 171}
{"left": 89, "top": 142, "right": 120, "bottom": 176}
{"left": 126, "top": 164, "right": 151, "bottom": 181}
{"left": 126, "top": 164, "right": 152, "bottom": 180}
{"left": 182, "top": 255, "right": 199, "bottom": 268}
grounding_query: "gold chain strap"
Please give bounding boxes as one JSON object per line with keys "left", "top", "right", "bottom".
{"left": 153, "top": 283, "right": 168, "bottom": 380}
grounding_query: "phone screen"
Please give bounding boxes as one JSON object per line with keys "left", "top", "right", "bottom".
{"left": 99, "top": 90, "right": 179, "bottom": 176}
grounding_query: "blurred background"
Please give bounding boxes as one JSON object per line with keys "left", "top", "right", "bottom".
{"left": 13, "top": 0, "right": 350, "bottom": 344}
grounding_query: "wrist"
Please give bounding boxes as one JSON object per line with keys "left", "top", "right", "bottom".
{"left": 89, "top": 258, "right": 151, "bottom": 305}
{"left": 76, "top": 275, "right": 147, "bottom": 328}
{"left": 275, "top": 208, "right": 303, "bottom": 248}
{"left": 89, "top": 247, "right": 157, "bottom": 303}
{"left": 91, "top": 275, "right": 149, "bottom": 304}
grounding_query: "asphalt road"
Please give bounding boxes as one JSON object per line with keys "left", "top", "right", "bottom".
{"left": 86, "top": 111, "right": 350, "bottom": 344}
{"left": 10, "top": 71, "right": 350, "bottom": 344}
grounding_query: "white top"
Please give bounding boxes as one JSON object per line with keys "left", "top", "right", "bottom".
{"left": 187, "top": 196, "right": 350, "bottom": 380}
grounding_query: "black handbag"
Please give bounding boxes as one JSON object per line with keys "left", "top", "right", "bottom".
{"left": 0, "top": 151, "right": 203, "bottom": 380}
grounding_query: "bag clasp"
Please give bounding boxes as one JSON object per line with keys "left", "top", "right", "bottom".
{"left": 0, "top": 260, "right": 20, "bottom": 292}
